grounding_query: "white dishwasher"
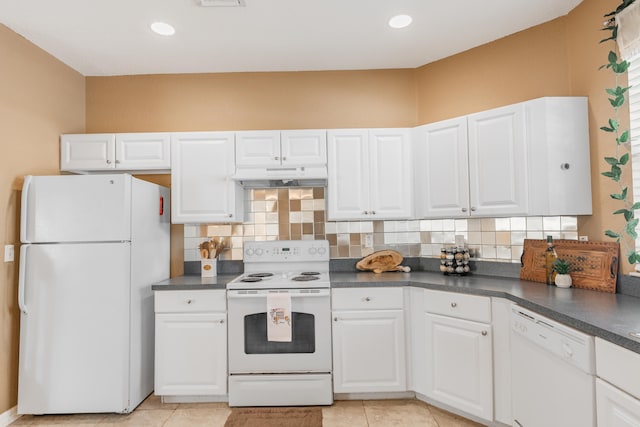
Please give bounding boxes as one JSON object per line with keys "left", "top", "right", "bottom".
{"left": 510, "top": 306, "right": 596, "bottom": 427}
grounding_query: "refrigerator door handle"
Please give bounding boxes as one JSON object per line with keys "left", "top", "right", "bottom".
{"left": 20, "top": 175, "right": 33, "bottom": 243}
{"left": 18, "top": 245, "right": 28, "bottom": 314}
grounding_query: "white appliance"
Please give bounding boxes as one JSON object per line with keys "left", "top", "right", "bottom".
{"left": 17, "top": 174, "right": 170, "bottom": 415}
{"left": 227, "top": 240, "right": 332, "bottom": 407}
{"left": 510, "top": 306, "right": 596, "bottom": 427}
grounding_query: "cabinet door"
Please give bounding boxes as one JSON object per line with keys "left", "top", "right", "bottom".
{"left": 281, "top": 130, "right": 327, "bottom": 166}
{"left": 155, "top": 312, "right": 227, "bottom": 396}
{"left": 235, "top": 131, "right": 281, "bottom": 167}
{"left": 60, "top": 134, "right": 115, "bottom": 171}
{"left": 597, "top": 378, "right": 640, "bottom": 427}
{"left": 327, "top": 130, "right": 369, "bottom": 220}
{"left": 425, "top": 313, "right": 493, "bottom": 421}
{"left": 369, "top": 129, "right": 413, "bottom": 219}
{"left": 414, "top": 119, "right": 469, "bottom": 218}
{"left": 171, "top": 132, "right": 243, "bottom": 223}
{"left": 115, "top": 133, "right": 171, "bottom": 170}
{"left": 332, "top": 310, "right": 406, "bottom": 393}
{"left": 468, "top": 104, "right": 527, "bottom": 216}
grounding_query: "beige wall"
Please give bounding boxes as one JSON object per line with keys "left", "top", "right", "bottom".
{"left": 0, "top": 25, "right": 85, "bottom": 414}
{"left": 0, "top": 0, "right": 630, "bottom": 415}
{"left": 86, "top": 70, "right": 418, "bottom": 132}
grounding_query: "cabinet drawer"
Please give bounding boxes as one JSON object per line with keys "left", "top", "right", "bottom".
{"left": 596, "top": 337, "right": 640, "bottom": 400}
{"left": 332, "top": 288, "right": 403, "bottom": 310}
{"left": 423, "top": 289, "right": 491, "bottom": 323}
{"left": 155, "top": 290, "right": 226, "bottom": 313}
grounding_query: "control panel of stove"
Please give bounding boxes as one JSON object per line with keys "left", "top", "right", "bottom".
{"left": 243, "top": 240, "right": 329, "bottom": 262}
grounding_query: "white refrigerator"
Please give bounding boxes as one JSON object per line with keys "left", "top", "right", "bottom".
{"left": 17, "top": 174, "right": 170, "bottom": 414}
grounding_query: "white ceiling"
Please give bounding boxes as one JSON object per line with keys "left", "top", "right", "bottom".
{"left": 0, "top": 0, "right": 583, "bottom": 77}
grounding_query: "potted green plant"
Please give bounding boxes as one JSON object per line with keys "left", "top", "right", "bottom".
{"left": 553, "top": 259, "right": 572, "bottom": 288}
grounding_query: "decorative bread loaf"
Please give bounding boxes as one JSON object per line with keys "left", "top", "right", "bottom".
{"left": 356, "top": 250, "right": 411, "bottom": 274}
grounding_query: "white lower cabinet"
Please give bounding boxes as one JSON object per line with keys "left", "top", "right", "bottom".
{"left": 597, "top": 378, "right": 640, "bottom": 427}
{"left": 596, "top": 338, "right": 640, "bottom": 426}
{"left": 154, "top": 290, "right": 227, "bottom": 398}
{"left": 423, "top": 289, "right": 493, "bottom": 421}
{"left": 332, "top": 288, "right": 406, "bottom": 393}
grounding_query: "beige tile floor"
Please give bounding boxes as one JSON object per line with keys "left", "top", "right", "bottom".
{"left": 11, "top": 395, "right": 487, "bottom": 426}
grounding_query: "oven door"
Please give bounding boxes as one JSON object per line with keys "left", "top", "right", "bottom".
{"left": 227, "top": 288, "right": 331, "bottom": 374}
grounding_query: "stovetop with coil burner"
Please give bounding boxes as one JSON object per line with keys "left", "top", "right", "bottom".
{"left": 227, "top": 240, "right": 330, "bottom": 290}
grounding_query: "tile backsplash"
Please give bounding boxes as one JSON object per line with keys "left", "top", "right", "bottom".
{"left": 183, "top": 187, "right": 579, "bottom": 262}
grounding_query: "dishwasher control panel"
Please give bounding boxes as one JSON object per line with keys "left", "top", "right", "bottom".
{"left": 511, "top": 306, "right": 595, "bottom": 374}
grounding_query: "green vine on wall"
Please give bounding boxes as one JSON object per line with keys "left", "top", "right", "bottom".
{"left": 601, "top": 0, "right": 639, "bottom": 264}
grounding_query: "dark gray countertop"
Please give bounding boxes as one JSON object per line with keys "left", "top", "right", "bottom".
{"left": 152, "top": 271, "right": 640, "bottom": 353}
{"left": 151, "top": 275, "right": 237, "bottom": 290}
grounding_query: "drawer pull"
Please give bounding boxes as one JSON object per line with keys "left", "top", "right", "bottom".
{"left": 364, "top": 297, "right": 371, "bottom": 302}
{"left": 219, "top": 319, "right": 225, "bottom": 324}
{"left": 451, "top": 302, "right": 457, "bottom": 308}
{"left": 482, "top": 330, "right": 488, "bottom": 336}
{"left": 334, "top": 317, "right": 338, "bottom": 322}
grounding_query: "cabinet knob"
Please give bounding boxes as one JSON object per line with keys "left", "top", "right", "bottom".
{"left": 364, "top": 297, "right": 371, "bottom": 302}
{"left": 219, "top": 319, "right": 225, "bottom": 324}
{"left": 481, "top": 330, "right": 488, "bottom": 336}
{"left": 186, "top": 299, "right": 193, "bottom": 304}
{"left": 470, "top": 207, "right": 477, "bottom": 212}
{"left": 560, "top": 163, "right": 570, "bottom": 170}
{"left": 282, "top": 156, "right": 287, "bottom": 161}
{"left": 228, "top": 214, "right": 233, "bottom": 218}
{"left": 334, "top": 317, "right": 338, "bottom": 322}
{"left": 106, "top": 160, "right": 112, "bottom": 164}
{"left": 461, "top": 208, "right": 468, "bottom": 213}
{"left": 451, "top": 302, "right": 457, "bottom": 308}
{"left": 363, "top": 211, "right": 369, "bottom": 215}
{"left": 371, "top": 211, "right": 376, "bottom": 215}
{"left": 274, "top": 156, "right": 279, "bottom": 160}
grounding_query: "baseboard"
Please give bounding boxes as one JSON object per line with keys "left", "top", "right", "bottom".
{"left": 334, "top": 391, "right": 415, "bottom": 400}
{"left": 161, "top": 395, "right": 228, "bottom": 404}
{"left": 0, "top": 406, "right": 20, "bottom": 427}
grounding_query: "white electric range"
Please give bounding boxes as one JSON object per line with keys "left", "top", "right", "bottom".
{"left": 226, "top": 240, "right": 333, "bottom": 407}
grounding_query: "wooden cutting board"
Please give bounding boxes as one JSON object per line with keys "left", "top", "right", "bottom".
{"left": 356, "top": 250, "right": 410, "bottom": 274}
{"left": 520, "top": 239, "right": 619, "bottom": 293}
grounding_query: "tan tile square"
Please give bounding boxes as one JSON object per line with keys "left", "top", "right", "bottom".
{"left": 300, "top": 188, "right": 313, "bottom": 200}
{"left": 303, "top": 223, "right": 313, "bottom": 234}
{"left": 253, "top": 189, "right": 265, "bottom": 201}
{"left": 265, "top": 189, "right": 278, "bottom": 201}
{"left": 314, "top": 211, "right": 325, "bottom": 222}
{"left": 313, "top": 187, "right": 324, "bottom": 199}
{"left": 350, "top": 246, "right": 362, "bottom": 257}
{"left": 496, "top": 231, "right": 510, "bottom": 245}
{"left": 427, "top": 404, "right": 486, "bottom": 427}
{"left": 350, "top": 233, "right": 361, "bottom": 245}
{"left": 314, "top": 222, "right": 325, "bottom": 235}
{"left": 290, "top": 199, "right": 301, "bottom": 211}
{"left": 163, "top": 408, "right": 230, "bottom": 427}
{"left": 289, "top": 189, "right": 302, "bottom": 200}
{"left": 327, "top": 233, "right": 337, "bottom": 245}
{"left": 338, "top": 245, "right": 349, "bottom": 257}
{"left": 278, "top": 189, "right": 289, "bottom": 201}
{"left": 100, "top": 409, "right": 174, "bottom": 426}
{"left": 279, "top": 224, "right": 290, "bottom": 239}
{"left": 322, "top": 401, "right": 367, "bottom": 427}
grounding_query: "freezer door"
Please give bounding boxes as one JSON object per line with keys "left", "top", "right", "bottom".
{"left": 18, "top": 243, "right": 132, "bottom": 414}
{"left": 21, "top": 174, "right": 132, "bottom": 243}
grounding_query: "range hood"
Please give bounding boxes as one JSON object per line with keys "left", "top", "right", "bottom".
{"left": 232, "top": 166, "right": 327, "bottom": 188}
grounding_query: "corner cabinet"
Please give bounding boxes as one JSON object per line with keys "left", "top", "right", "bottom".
{"left": 171, "top": 132, "right": 244, "bottom": 224}
{"left": 331, "top": 288, "right": 406, "bottom": 394}
{"left": 154, "top": 290, "right": 227, "bottom": 399}
{"left": 423, "top": 289, "right": 493, "bottom": 421}
{"left": 327, "top": 128, "right": 413, "bottom": 220}
{"left": 414, "top": 97, "right": 592, "bottom": 218}
{"left": 61, "top": 133, "right": 171, "bottom": 172}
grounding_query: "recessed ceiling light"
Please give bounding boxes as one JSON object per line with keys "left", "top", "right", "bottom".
{"left": 388, "top": 14, "right": 412, "bottom": 29}
{"left": 150, "top": 22, "right": 176, "bottom": 36}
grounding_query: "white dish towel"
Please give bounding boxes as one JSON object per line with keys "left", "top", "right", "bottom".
{"left": 267, "top": 291, "right": 292, "bottom": 342}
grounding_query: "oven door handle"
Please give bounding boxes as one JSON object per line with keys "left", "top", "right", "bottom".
{"left": 227, "top": 289, "right": 331, "bottom": 298}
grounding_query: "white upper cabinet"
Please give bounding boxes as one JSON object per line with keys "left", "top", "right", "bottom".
{"left": 468, "top": 103, "right": 527, "bottom": 216}
{"left": 327, "top": 128, "right": 412, "bottom": 220}
{"left": 414, "top": 97, "right": 592, "bottom": 218}
{"left": 61, "top": 133, "right": 171, "bottom": 172}
{"left": 235, "top": 130, "right": 326, "bottom": 167}
{"left": 413, "top": 118, "right": 470, "bottom": 218}
{"left": 171, "top": 132, "right": 243, "bottom": 224}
